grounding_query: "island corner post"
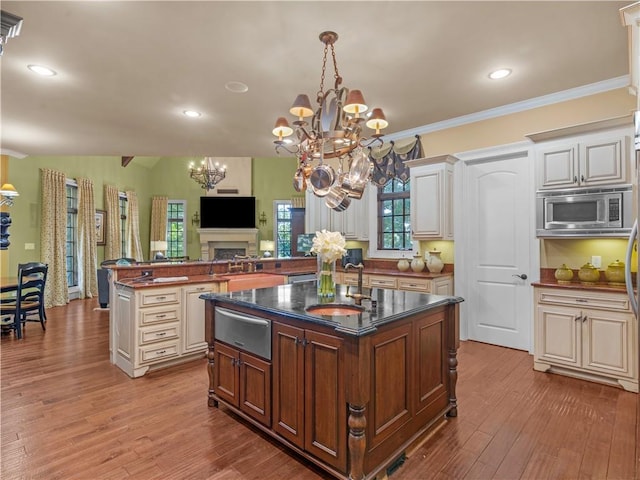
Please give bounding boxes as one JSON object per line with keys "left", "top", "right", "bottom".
{"left": 203, "top": 286, "right": 462, "bottom": 480}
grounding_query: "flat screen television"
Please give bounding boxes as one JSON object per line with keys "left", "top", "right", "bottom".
{"left": 200, "top": 196, "right": 256, "bottom": 228}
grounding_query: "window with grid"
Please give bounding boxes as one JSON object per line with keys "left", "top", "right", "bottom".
{"left": 166, "top": 200, "right": 186, "bottom": 258}
{"left": 65, "top": 182, "right": 78, "bottom": 287}
{"left": 377, "top": 178, "right": 411, "bottom": 251}
{"left": 119, "top": 194, "right": 127, "bottom": 257}
{"left": 275, "top": 201, "right": 292, "bottom": 258}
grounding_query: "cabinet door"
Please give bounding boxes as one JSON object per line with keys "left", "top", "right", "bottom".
{"left": 534, "top": 305, "right": 581, "bottom": 368}
{"left": 114, "top": 289, "right": 134, "bottom": 362}
{"left": 582, "top": 309, "right": 634, "bottom": 378}
{"left": 304, "top": 330, "right": 346, "bottom": 470}
{"left": 214, "top": 341, "right": 240, "bottom": 407}
{"left": 537, "top": 144, "right": 578, "bottom": 189}
{"left": 580, "top": 135, "right": 626, "bottom": 186}
{"left": 239, "top": 352, "right": 271, "bottom": 427}
{"left": 182, "top": 284, "right": 214, "bottom": 354}
{"left": 411, "top": 168, "right": 443, "bottom": 238}
{"left": 433, "top": 277, "right": 452, "bottom": 295}
{"left": 414, "top": 310, "right": 448, "bottom": 417}
{"left": 305, "top": 191, "right": 330, "bottom": 233}
{"left": 272, "top": 322, "right": 305, "bottom": 448}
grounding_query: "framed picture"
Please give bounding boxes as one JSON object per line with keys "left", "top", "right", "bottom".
{"left": 95, "top": 210, "right": 106, "bottom": 246}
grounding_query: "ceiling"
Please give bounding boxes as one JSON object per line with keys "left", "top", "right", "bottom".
{"left": 0, "top": 1, "right": 633, "bottom": 160}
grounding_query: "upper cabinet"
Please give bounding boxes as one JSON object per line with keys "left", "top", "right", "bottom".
{"left": 406, "top": 155, "right": 457, "bottom": 240}
{"left": 528, "top": 120, "right": 633, "bottom": 191}
{"left": 305, "top": 187, "right": 369, "bottom": 240}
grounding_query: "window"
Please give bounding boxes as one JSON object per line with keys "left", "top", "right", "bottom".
{"left": 377, "top": 178, "right": 411, "bottom": 251}
{"left": 65, "top": 182, "right": 78, "bottom": 287}
{"left": 167, "top": 200, "right": 186, "bottom": 257}
{"left": 119, "top": 194, "right": 127, "bottom": 257}
{"left": 274, "top": 201, "right": 292, "bottom": 258}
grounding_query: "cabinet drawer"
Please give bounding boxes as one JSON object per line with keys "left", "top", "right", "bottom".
{"left": 139, "top": 289, "right": 180, "bottom": 307}
{"left": 369, "top": 275, "right": 397, "bottom": 289}
{"left": 139, "top": 305, "right": 181, "bottom": 326}
{"left": 537, "top": 289, "right": 630, "bottom": 312}
{"left": 398, "top": 278, "right": 431, "bottom": 292}
{"left": 139, "top": 323, "right": 180, "bottom": 345}
{"left": 343, "top": 273, "right": 369, "bottom": 287}
{"left": 139, "top": 341, "right": 180, "bottom": 364}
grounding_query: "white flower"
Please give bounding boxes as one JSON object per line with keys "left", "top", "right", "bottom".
{"left": 310, "top": 229, "right": 347, "bottom": 264}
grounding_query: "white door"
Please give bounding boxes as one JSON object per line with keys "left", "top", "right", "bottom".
{"left": 463, "top": 149, "right": 533, "bottom": 350}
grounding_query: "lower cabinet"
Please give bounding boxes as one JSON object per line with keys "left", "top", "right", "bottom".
{"left": 534, "top": 286, "right": 638, "bottom": 392}
{"left": 113, "top": 282, "right": 220, "bottom": 378}
{"left": 337, "top": 272, "right": 453, "bottom": 295}
{"left": 213, "top": 341, "right": 271, "bottom": 426}
{"left": 272, "top": 322, "right": 347, "bottom": 471}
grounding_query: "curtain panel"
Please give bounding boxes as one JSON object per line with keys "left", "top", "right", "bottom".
{"left": 104, "top": 185, "right": 121, "bottom": 261}
{"left": 77, "top": 177, "right": 98, "bottom": 299}
{"left": 369, "top": 135, "right": 423, "bottom": 186}
{"left": 125, "top": 190, "right": 144, "bottom": 261}
{"left": 150, "top": 196, "right": 168, "bottom": 243}
{"left": 40, "top": 168, "right": 68, "bottom": 307}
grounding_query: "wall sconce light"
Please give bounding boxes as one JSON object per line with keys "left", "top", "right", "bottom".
{"left": 192, "top": 211, "right": 200, "bottom": 226}
{"left": 0, "top": 183, "right": 19, "bottom": 207}
{"left": 259, "top": 211, "right": 267, "bottom": 226}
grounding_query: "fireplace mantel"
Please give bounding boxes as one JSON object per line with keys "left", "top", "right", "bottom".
{"left": 197, "top": 228, "right": 259, "bottom": 260}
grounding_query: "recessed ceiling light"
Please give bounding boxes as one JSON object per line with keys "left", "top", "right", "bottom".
{"left": 225, "top": 81, "right": 249, "bottom": 93}
{"left": 488, "top": 68, "right": 512, "bottom": 80}
{"left": 27, "top": 64, "right": 57, "bottom": 76}
{"left": 183, "top": 110, "right": 202, "bottom": 118}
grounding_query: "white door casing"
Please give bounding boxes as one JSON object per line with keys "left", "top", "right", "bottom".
{"left": 455, "top": 142, "right": 538, "bottom": 352}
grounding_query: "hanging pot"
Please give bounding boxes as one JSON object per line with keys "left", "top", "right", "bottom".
{"left": 339, "top": 172, "right": 366, "bottom": 199}
{"left": 308, "top": 164, "right": 335, "bottom": 197}
{"left": 324, "top": 186, "right": 351, "bottom": 211}
{"left": 348, "top": 149, "right": 372, "bottom": 184}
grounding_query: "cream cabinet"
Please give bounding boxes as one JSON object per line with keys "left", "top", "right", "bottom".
{"left": 306, "top": 188, "right": 369, "bottom": 241}
{"left": 336, "top": 271, "right": 453, "bottom": 295}
{"left": 532, "top": 126, "right": 631, "bottom": 190}
{"left": 405, "top": 155, "right": 456, "bottom": 240}
{"left": 533, "top": 286, "right": 638, "bottom": 392}
{"left": 113, "top": 281, "right": 222, "bottom": 378}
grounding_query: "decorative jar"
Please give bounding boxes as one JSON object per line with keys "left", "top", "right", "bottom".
{"left": 397, "top": 257, "right": 410, "bottom": 272}
{"left": 410, "top": 253, "right": 425, "bottom": 273}
{"left": 605, "top": 260, "right": 625, "bottom": 286}
{"left": 554, "top": 264, "right": 574, "bottom": 284}
{"left": 426, "top": 249, "right": 444, "bottom": 273}
{"left": 578, "top": 262, "right": 600, "bottom": 284}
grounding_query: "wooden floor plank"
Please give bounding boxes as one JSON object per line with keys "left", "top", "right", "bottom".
{"left": 1, "top": 298, "right": 637, "bottom": 480}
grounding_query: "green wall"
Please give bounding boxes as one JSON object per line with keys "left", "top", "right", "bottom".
{"left": 4, "top": 155, "right": 298, "bottom": 266}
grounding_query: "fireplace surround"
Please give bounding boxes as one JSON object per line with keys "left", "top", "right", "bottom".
{"left": 197, "top": 228, "right": 259, "bottom": 261}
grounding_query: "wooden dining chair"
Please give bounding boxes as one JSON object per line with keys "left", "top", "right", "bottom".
{"left": 0, "top": 262, "right": 48, "bottom": 339}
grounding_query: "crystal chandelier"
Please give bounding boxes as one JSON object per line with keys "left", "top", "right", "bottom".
{"left": 272, "top": 31, "right": 389, "bottom": 211}
{"left": 189, "top": 157, "right": 227, "bottom": 191}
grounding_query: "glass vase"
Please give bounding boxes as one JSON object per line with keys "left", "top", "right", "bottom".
{"left": 317, "top": 256, "right": 337, "bottom": 298}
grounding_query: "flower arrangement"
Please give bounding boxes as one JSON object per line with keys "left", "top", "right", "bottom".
{"left": 310, "top": 230, "right": 346, "bottom": 297}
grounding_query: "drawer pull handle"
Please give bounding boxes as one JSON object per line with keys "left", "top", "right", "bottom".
{"left": 582, "top": 315, "right": 588, "bottom": 322}
{"left": 156, "top": 296, "right": 167, "bottom": 300}
{"left": 156, "top": 332, "right": 167, "bottom": 337}
{"left": 575, "top": 299, "right": 588, "bottom": 303}
{"left": 156, "top": 350, "right": 166, "bottom": 355}
{"left": 156, "top": 314, "right": 166, "bottom": 319}
{"left": 575, "top": 315, "right": 582, "bottom": 322}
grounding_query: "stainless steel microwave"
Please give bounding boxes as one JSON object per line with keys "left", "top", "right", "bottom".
{"left": 536, "top": 185, "right": 633, "bottom": 237}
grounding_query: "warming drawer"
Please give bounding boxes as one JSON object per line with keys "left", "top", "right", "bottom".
{"left": 214, "top": 307, "right": 272, "bottom": 360}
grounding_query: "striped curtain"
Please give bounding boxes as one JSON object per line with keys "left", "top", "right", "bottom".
{"left": 125, "top": 190, "right": 144, "bottom": 261}
{"left": 40, "top": 168, "right": 68, "bottom": 307}
{"left": 77, "top": 177, "right": 97, "bottom": 299}
{"left": 150, "top": 196, "right": 168, "bottom": 243}
{"left": 104, "top": 185, "right": 121, "bottom": 260}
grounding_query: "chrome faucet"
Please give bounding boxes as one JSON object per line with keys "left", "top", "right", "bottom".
{"left": 344, "top": 262, "right": 371, "bottom": 306}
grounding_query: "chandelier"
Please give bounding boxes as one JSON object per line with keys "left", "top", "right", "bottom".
{"left": 189, "top": 157, "right": 227, "bottom": 191}
{"left": 272, "top": 31, "right": 389, "bottom": 211}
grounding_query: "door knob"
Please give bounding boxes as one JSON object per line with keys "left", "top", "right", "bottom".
{"left": 512, "top": 274, "right": 528, "bottom": 280}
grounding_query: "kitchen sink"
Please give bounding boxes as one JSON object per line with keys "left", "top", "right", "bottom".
{"left": 305, "top": 303, "right": 365, "bottom": 317}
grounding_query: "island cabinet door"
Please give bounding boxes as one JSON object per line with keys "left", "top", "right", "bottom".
{"left": 272, "top": 323, "right": 305, "bottom": 448}
{"left": 239, "top": 351, "right": 272, "bottom": 427}
{"left": 304, "top": 330, "right": 347, "bottom": 471}
{"left": 414, "top": 310, "right": 448, "bottom": 418}
{"left": 213, "top": 341, "right": 239, "bottom": 407}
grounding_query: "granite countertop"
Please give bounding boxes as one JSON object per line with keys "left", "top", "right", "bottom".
{"left": 355, "top": 267, "right": 453, "bottom": 279}
{"left": 201, "top": 282, "right": 463, "bottom": 337}
{"left": 116, "top": 274, "right": 228, "bottom": 289}
{"left": 532, "top": 280, "right": 632, "bottom": 294}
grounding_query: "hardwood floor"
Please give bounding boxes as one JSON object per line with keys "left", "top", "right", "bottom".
{"left": 1, "top": 298, "right": 637, "bottom": 480}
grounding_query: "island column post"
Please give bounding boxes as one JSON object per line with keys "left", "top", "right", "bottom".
{"left": 204, "top": 299, "right": 218, "bottom": 407}
{"left": 446, "top": 302, "right": 459, "bottom": 417}
{"left": 345, "top": 334, "right": 371, "bottom": 480}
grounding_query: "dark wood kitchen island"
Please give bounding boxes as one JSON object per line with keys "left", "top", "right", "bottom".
{"left": 202, "top": 283, "right": 463, "bottom": 480}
